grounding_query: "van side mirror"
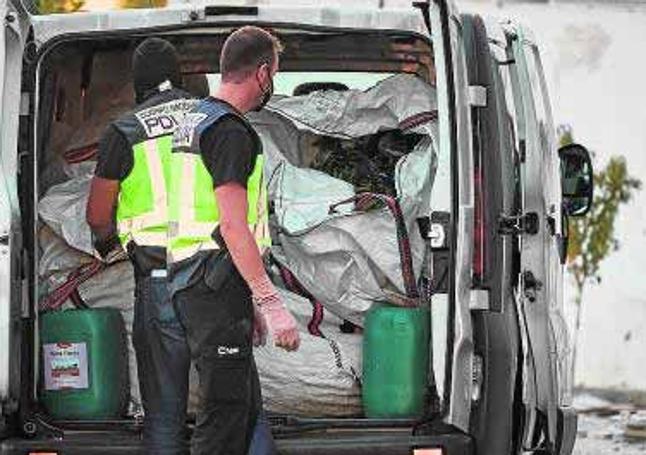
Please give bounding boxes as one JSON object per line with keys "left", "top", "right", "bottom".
{"left": 559, "top": 143, "right": 593, "bottom": 217}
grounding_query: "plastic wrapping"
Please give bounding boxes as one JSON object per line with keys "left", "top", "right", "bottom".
{"left": 38, "top": 167, "right": 95, "bottom": 256}
{"left": 250, "top": 74, "right": 438, "bottom": 325}
{"left": 253, "top": 289, "right": 362, "bottom": 417}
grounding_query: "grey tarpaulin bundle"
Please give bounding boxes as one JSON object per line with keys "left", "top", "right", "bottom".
{"left": 36, "top": 74, "right": 439, "bottom": 417}
{"left": 250, "top": 73, "right": 438, "bottom": 327}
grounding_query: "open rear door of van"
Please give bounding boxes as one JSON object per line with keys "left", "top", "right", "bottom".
{"left": 503, "top": 22, "right": 563, "bottom": 453}
{"left": 0, "top": 0, "right": 26, "bottom": 424}
{"left": 461, "top": 14, "right": 522, "bottom": 455}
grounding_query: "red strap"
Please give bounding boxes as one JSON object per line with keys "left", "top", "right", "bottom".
{"left": 329, "top": 193, "right": 419, "bottom": 300}
{"left": 308, "top": 301, "right": 325, "bottom": 338}
{"left": 278, "top": 265, "right": 325, "bottom": 338}
{"left": 64, "top": 144, "right": 98, "bottom": 164}
{"left": 40, "top": 260, "right": 105, "bottom": 312}
{"left": 398, "top": 110, "right": 438, "bottom": 131}
{"left": 69, "top": 288, "right": 88, "bottom": 309}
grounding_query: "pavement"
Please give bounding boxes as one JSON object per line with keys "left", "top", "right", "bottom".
{"left": 573, "top": 394, "right": 646, "bottom": 454}
{"left": 574, "top": 413, "right": 646, "bottom": 454}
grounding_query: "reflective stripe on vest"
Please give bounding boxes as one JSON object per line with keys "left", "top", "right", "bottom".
{"left": 116, "top": 135, "right": 171, "bottom": 247}
{"left": 167, "top": 151, "right": 270, "bottom": 263}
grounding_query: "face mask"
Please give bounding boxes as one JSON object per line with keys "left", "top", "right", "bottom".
{"left": 253, "top": 66, "right": 274, "bottom": 112}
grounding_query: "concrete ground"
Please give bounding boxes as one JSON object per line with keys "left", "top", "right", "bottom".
{"left": 574, "top": 414, "right": 646, "bottom": 454}
{"left": 573, "top": 394, "right": 646, "bottom": 454}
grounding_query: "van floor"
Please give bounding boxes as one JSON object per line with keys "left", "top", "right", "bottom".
{"left": 1, "top": 431, "right": 470, "bottom": 455}
{"left": 0, "top": 418, "right": 472, "bottom": 454}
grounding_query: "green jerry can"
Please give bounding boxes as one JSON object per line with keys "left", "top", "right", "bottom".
{"left": 39, "top": 308, "right": 128, "bottom": 419}
{"left": 362, "top": 304, "right": 430, "bottom": 418}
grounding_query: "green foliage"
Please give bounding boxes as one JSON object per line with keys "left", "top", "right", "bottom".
{"left": 38, "top": 0, "right": 85, "bottom": 14}
{"left": 559, "top": 126, "right": 641, "bottom": 381}
{"left": 560, "top": 127, "right": 641, "bottom": 303}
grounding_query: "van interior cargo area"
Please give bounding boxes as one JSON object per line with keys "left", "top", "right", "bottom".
{"left": 24, "top": 29, "right": 448, "bottom": 438}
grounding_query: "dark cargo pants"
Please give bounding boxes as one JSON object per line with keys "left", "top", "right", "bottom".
{"left": 132, "top": 273, "right": 191, "bottom": 455}
{"left": 173, "top": 269, "right": 262, "bottom": 455}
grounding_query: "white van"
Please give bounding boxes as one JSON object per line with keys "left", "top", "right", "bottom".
{"left": 0, "top": 1, "right": 593, "bottom": 454}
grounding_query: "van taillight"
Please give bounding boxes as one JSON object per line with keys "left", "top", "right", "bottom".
{"left": 413, "top": 449, "right": 443, "bottom": 455}
{"left": 473, "top": 162, "right": 485, "bottom": 284}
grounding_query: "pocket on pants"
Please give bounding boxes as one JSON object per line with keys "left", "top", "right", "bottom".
{"left": 149, "top": 278, "right": 182, "bottom": 328}
{"left": 199, "top": 347, "right": 252, "bottom": 407}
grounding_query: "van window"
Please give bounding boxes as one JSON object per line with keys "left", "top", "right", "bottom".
{"left": 208, "top": 72, "right": 395, "bottom": 96}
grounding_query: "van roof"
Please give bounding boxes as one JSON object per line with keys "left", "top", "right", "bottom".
{"left": 29, "top": 3, "right": 433, "bottom": 46}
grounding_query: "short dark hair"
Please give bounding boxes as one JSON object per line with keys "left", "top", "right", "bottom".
{"left": 220, "top": 26, "right": 282, "bottom": 83}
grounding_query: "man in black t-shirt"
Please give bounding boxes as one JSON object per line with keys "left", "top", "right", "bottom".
{"left": 168, "top": 27, "right": 300, "bottom": 455}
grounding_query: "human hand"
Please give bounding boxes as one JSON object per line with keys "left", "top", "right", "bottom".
{"left": 252, "top": 303, "right": 268, "bottom": 347}
{"left": 94, "top": 233, "right": 128, "bottom": 265}
{"left": 254, "top": 292, "right": 300, "bottom": 352}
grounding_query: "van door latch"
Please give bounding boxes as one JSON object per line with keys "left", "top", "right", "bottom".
{"left": 522, "top": 270, "right": 543, "bottom": 303}
{"left": 498, "top": 212, "right": 539, "bottom": 236}
{"left": 418, "top": 212, "right": 450, "bottom": 250}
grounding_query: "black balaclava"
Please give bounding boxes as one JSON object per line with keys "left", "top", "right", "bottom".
{"left": 132, "top": 37, "right": 181, "bottom": 103}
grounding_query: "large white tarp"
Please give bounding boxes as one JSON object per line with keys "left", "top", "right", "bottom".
{"left": 249, "top": 74, "right": 438, "bottom": 325}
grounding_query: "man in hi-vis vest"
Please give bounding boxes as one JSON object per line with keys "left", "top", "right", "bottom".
{"left": 86, "top": 38, "right": 199, "bottom": 454}
{"left": 168, "top": 27, "right": 300, "bottom": 454}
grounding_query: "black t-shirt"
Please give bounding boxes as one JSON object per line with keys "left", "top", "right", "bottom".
{"left": 199, "top": 102, "right": 260, "bottom": 188}
{"left": 94, "top": 125, "right": 132, "bottom": 181}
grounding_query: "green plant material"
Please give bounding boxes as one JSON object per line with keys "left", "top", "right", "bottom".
{"left": 117, "top": 0, "right": 167, "bottom": 9}
{"left": 38, "top": 0, "right": 85, "bottom": 14}
{"left": 560, "top": 125, "right": 641, "bottom": 382}
{"left": 310, "top": 130, "right": 424, "bottom": 197}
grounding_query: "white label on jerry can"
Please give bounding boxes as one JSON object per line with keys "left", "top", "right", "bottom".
{"left": 43, "top": 342, "right": 89, "bottom": 390}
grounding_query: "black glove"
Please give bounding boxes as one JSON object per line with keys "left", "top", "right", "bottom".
{"left": 93, "top": 233, "right": 128, "bottom": 265}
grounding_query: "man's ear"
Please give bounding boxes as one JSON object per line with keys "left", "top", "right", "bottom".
{"left": 257, "top": 62, "right": 270, "bottom": 83}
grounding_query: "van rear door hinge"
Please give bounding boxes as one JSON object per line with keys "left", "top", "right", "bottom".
{"left": 498, "top": 212, "right": 539, "bottom": 236}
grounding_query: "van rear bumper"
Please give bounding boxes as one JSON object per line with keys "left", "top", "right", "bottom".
{"left": 1, "top": 431, "right": 472, "bottom": 455}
